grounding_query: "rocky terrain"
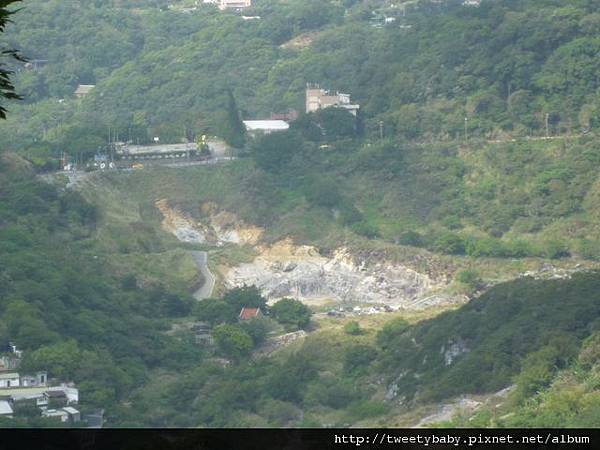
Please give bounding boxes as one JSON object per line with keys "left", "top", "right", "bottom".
{"left": 223, "top": 239, "right": 454, "bottom": 308}
{"left": 156, "top": 201, "right": 464, "bottom": 309}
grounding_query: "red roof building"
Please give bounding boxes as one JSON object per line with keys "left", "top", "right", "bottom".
{"left": 239, "top": 307, "right": 262, "bottom": 321}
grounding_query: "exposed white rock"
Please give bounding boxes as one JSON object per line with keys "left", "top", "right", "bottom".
{"left": 441, "top": 338, "right": 470, "bottom": 366}
{"left": 224, "top": 241, "right": 448, "bottom": 308}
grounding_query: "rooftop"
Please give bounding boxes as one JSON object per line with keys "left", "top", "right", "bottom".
{"left": 117, "top": 143, "right": 197, "bottom": 155}
{"left": 0, "top": 400, "right": 13, "bottom": 415}
{"left": 0, "top": 387, "right": 46, "bottom": 399}
{"left": 74, "top": 84, "right": 95, "bottom": 96}
{"left": 243, "top": 120, "right": 290, "bottom": 131}
{"left": 45, "top": 390, "right": 67, "bottom": 398}
{"left": 62, "top": 406, "right": 80, "bottom": 415}
{"left": 239, "top": 307, "right": 261, "bottom": 320}
{"left": 0, "top": 372, "right": 19, "bottom": 380}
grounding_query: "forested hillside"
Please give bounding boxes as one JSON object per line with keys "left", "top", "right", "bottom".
{"left": 2, "top": 0, "right": 600, "bottom": 150}
{"left": 0, "top": 154, "right": 203, "bottom": 425}
{"left": 1, "top": 0, "right": 600, "bottom": 428}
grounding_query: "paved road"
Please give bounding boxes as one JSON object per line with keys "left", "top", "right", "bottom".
{"left": 191, "top": 251, "right": 215, "bottom": 300}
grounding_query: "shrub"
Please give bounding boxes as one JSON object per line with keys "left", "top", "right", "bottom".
{"left": 377, "top": 318, "right": 410, "bottom": 350}
{"left": 350, "top": 221, "right": 380, "bottom": 238}
{"left": 343, "top": 321, "right": 362, "bottom": 335}
{"left": 441, "top": 215, "right": 463, "bottom": 230}
{"left": 344, "top": 344, "right": 377, "bottom": 374}
{"left": 398, "top": 230, "right": 424, "bottom": 247}
{"left": 433, "top": 233, "right": 466, "bottom": 255}
{"left": 456, "top": 269, "right": 481, "bottom": 289}
{"left": 345, "top": 400, "right": 388, "bottom": 421}
{"left": 542, "top": 240, "right": 570, "bottom": 259}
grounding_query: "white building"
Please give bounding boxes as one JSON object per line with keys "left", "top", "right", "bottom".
{"left": 21, "top": 371, "right": 47, "bottom": 387}
{"left": 0, "top": 400, "right": 13, "bottom": 417}
{"left": 62, "top": 406, "right": 81, "bottom": 422}
{"left": 74, "top": 84, "right": 95, "bottom": 98}
{"left": 42, "top": 409, "right": 69, "bottom": 422}
{"left": 0, "top": 373, "right": 20, "bottom": 388}
{"left": 243, "top": 120, "right": 290, "bottom": 136}
{"left": 305, "top": 84, "right": 360, "bottom": 116}
{"left": 207, "top": 0, "right": 251, "bottom": 10}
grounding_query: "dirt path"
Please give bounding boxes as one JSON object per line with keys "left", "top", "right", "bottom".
{"left": 191, "top": 251, "right": 215, "bottom": 300}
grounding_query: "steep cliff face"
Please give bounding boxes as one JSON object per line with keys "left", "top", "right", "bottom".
{"left": 155, "top": 199, "right": 263, "bottom": 245}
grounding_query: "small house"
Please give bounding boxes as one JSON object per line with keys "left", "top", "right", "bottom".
{"left": 74, "top": 84, "right": 95, "bottom": 98}
{"left": 42, "top": 408, "right": 69, "bottom": 423}
{"left": 44, "top": 390, "right": 68, "bottom": 408}
{"left": 62, "top": 406, "right": 81, "bottom": 423}
{"left": 239, "top": 307, "right": 262, "bottom": 321}
{"left": 305, "top": 84, "right": 360, "bottom": 116}
{"left": 0, "top": 372, "right": 20, "bottom": 389}
{"left": 21, "top": 371, "right": 47, "bottom": 387}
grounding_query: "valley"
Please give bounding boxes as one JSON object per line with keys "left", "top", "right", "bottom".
{"left": 2, "top": 0, "right": 600, "bottom": 430}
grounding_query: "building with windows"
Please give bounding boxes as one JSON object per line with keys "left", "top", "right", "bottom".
{"left": 305, "top": 84, "right": 360, "bottom": 116}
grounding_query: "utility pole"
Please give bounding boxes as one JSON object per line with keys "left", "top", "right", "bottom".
{"left": 379, "top": 120, "right": 384, "bottom": 140}
{"left": 464, "top": 117, "right": 468, "bottom": 143}
{"left": 545, "top": 113, "right": 550, "bottom": 138}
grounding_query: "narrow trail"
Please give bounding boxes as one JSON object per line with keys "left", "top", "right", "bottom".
{"left": 191, "top": 251, "right": 216, "bottom": 300}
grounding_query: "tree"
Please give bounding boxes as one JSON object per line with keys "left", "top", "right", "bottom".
{"left": 222, "top": 286, "right": 267, "bottom": 314}
{"left": 250, "top": 130, "right": 304, "bottom": 173}
{"left": 240, "top": 317, "right": 270, "bottom": 346}
{"left": 343, "top": 344, "right": 377, "bottom": 375}
{"left": 195, "top": 298, "right": 237, "bottom": 325}
{"left": 0, "top": 0, "right": 24, "bottom": 118}
{"left": 212, "top": 324, "right": 253, "bottom": 361}
{"left": 216, "top": 89, "right": 246, "bottom": 149}
{"left": 270, "top": 298, "right": 311, "bottom": 330}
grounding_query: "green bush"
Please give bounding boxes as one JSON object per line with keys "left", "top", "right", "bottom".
{"left": 212, "top": 324, "right": 254, "bottom": 361}
{"left": 398, "top": 230, "right": 424, "bottom": 247}
{"left": 345, "top": 400, "right": 389, "bottom": 421}
{"left": 240, "top": 317, "right": 271, "bottom": 346}
{"left": 542, "top": 240, "right": 570, "bottom": 259}
{"left": 456, "top": 269, "right": 481, "bottom": 289}
{"left": 343, "top": 321, "right": 362, "bottom": 335}
{"left": 433, "top": 233, "right": 466, "bottom": 255}
{"left": 350, "top": 221, "right": 380, "bottom": 238}
{"left": 344, "top": 344, "right": 377, "bottom": 375}
{"left": 376, "top": 318, "right": 410, "bottom": 350}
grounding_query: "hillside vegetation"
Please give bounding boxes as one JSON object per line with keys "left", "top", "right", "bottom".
{"left": 1, "top": 0, "right": 600, "bottom": 428}
{"left": 0, "top": 154, "right": 203, "bottom": 425}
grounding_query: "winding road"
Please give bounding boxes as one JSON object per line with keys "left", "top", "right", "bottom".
{"left": 191, "top": 251, "right": 216, "bottom": 300}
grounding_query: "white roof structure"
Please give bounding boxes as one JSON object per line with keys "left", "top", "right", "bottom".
{"left": 243, "top": 120, "right": 290, "bottom": 132}
{"left": 116, "top": 143, "right": 197, "bottom": 155}
{"left": 74, "top": 85, "right": 95, "bottom": 96}
{"left": 42, "top": 409, "right": 69, "bottom": 420}
{"left": 62, "top": 406, "right": 80, "bottom": 415}
{"left": 0, "top": 400, "right": 13, "bottom": 416}
{"left": 48, "top": 386, "right": 79, "bottom": 404}
{"left": 0, "top": 372, "right": 19, "bottom": 380}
